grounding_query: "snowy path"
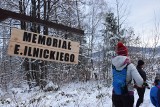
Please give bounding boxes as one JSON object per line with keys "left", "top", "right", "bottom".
{"left": 134, "top": 88, "right": 154, "bottom": 107}
{"left": 0, "top": 81, "right": 155, "bottom": 107}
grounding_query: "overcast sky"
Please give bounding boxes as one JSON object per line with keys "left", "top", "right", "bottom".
{"left": 108, "top": 0, "right": 160, "bottom": 46}
{"left": 128, "top": 0, "right": 160, "bottom": 45}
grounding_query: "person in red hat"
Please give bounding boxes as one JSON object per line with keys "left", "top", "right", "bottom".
{"left": 112, "top": 42, "right": 143, "bottom": 107}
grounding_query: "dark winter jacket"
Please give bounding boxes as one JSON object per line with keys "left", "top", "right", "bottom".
{"left": 136, "top": 66, "right": 146, "bottom": 81}
{"left": 150, "top": 82, "right": 160, "bottom": 107}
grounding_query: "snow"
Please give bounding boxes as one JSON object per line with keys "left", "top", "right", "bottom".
{"left": 0, "top": 80, "right": 155, "bottom": 107}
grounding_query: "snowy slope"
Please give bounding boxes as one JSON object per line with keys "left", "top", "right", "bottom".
{"left": 0, "top": 80, "right": 155, "bottom": 107}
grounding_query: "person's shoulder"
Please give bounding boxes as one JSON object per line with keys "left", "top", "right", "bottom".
{"left": 150, "top": 86, "right": 159, "bottom": 96}
{"left": 151, "top": 86, "right": 158, "bottom": 91}
{"left": 127, "top": 63, "right": 136, "bottom": 69}
{"left": 127, "top": 63, "right": 139, "bottom": 73}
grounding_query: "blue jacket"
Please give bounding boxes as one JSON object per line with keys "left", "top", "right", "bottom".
{"left": 150, "top": 83, "right": 160, "bottom": 107}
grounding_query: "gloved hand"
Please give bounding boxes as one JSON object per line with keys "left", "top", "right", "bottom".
{"left": 143, "top": 82, "right": 150, "bottom": 89}
{"left": 146, "top": 86, "right": 150, "bottom": 89}
{"left": 143, "top": 82, "right": 148, "bottom": 86}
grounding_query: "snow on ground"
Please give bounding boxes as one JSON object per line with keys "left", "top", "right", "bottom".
{"left": 0, "top": 80, "right": 155, "bottom": 107}
{"left": 134, "top": 87, "right": 154, "bottom": 107}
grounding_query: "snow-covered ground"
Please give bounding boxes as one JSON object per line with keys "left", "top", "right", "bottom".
{"left": 0, "top": 80, "right": 155, "bottom": 107}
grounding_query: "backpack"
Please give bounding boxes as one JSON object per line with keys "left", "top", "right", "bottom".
{"left": 156, "top": 86, "right": 160, "bottom": 106}
{"left": 112, "top": 64, "right": 129, "bottom": 95}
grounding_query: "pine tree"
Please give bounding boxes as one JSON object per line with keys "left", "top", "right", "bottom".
{"left": 102, "top": 12, "right": 119, "bottom": 83}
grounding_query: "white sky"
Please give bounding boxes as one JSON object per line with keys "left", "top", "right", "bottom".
{"left": 108, "top": 0, "right": 160, "bottom": 46}
{"left": 128, "top": 0, "right": 160, "bottom": 46}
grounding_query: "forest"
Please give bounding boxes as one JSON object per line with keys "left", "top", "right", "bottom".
{"left": 0, "top": 0, "right": 160, "bottom": 106}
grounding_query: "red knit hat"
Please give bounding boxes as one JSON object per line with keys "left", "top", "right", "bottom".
{"left": 116, "top": 42, "right": 128, "bottom": 56}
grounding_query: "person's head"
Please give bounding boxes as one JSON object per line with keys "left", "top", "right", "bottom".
{"left": 116, "top": 42, "right": 128, "bottom": 56}
{"left": 154, "top": 78, "right": 160, "bottom": 86}
{"left": 137, "top": 60, "right": 144, "bottom": 67}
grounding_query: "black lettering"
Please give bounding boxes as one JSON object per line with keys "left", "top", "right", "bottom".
{"left": 33, "top": 48, "right": 39, "bottom": 57}
{"left": 70, "top": 54, "right": 75, "bottom": 62}
{"left": 58, "top": 40, "right": 61, "bottom": 48}
{"left": 32, "top": 34, "right": 37, "bottom": 43}
{"left": 50, "top": 51, "right": 55, "bottom": 60}
{"left": 46, "top": 37, "right": 52, "bottom": 46}
{"left": 24, "top": 46, "right": 28, "bottom": 56}
{"left": 64, "top": 53, "right": 69, "bottom": 61}
{"left": 14, "top": 44, "right": 20, "bottom": 54}
{"left": 39, "top": 49, "right": 43, "bottom": 58}
{"left": 43, "top": 49, "right": 49, "bottom": 59}
{"left": 28, "top": 47, "right": 32, "bottom": 56}
{"left": 56, "top": 52, "right": 59, "bottom": 60}
{"left": 60, "top": 52, "right": 64, "bottom": 61}
{"left": 52, "top": 38, "right": 58, "bottom": 47}
{"left": 23, "top": 32, "right": 32, "bottom": 42}
{"left": 68, "top": 42, "right": 71, "bottom": 50}
{"left": 38, "top": 35, "right": 46, "bottom": 45}
{"left": 62, "top": 41, "right": 67, "bottom": 49}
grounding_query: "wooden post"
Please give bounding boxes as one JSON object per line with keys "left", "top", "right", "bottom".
{"left": 0, "top": 8, "right": 84, "bottom": 35}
